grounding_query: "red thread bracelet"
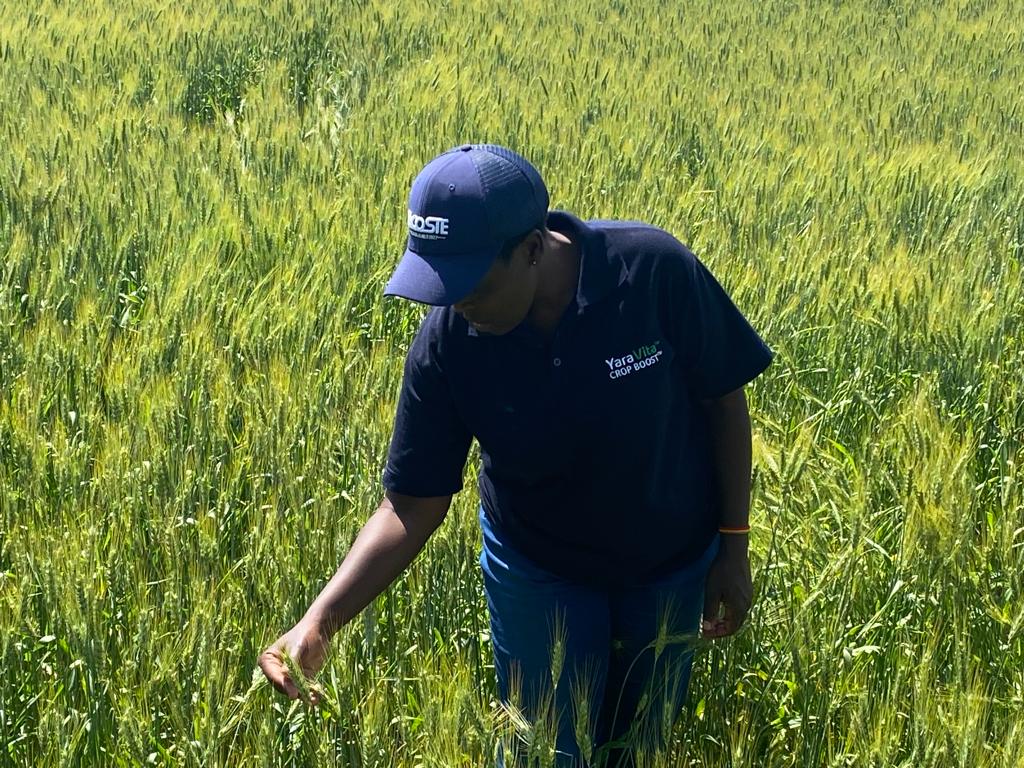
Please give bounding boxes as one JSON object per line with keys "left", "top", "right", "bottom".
{"left": 718, "top": 526, "right": 750, "bottom": 534}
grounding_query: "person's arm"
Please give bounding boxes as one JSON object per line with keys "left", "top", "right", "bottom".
{"left": 701, "top": 386, "right": 752, "bottom": 532}
{"left": 258, "top": 490, "right": 451, "bottom": 702}
{"left": 307, "top": 490, "right": 452, "bottom": 635}
{"left": 699, "top": 386, "right": 753, "bottom": 639}
{"left": 656, "top": 240, "right": 770, "bottom": 638}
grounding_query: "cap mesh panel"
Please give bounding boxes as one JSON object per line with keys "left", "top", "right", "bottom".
{"left": 470, "top": 145, "right": 548, "bottom": 240}
{"left": 475, "top": 144, "right": 550, "bottom": 213}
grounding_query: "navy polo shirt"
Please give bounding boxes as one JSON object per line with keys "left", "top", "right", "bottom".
{"left": 382, "top": 210, "right": 774, "bottom": 587}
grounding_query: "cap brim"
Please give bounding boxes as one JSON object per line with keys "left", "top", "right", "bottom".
{"left": 383, "top": 245, "right": 499, "bottom": 305}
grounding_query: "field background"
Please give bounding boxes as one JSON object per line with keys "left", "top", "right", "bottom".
{"left": 2, "top": 0, "right": 1023, "bottom": 765}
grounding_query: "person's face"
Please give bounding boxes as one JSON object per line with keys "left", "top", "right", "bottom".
{"left": 452, "top": 234, "right": 540, "bottom": 335}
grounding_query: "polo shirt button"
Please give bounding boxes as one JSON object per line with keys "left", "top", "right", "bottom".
{"left": 553, "top": 357, "right": 562, "bottom": 367}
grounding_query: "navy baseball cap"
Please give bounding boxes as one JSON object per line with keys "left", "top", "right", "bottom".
{"left": 384, "top": 143, "right": 550, "bottom": 305}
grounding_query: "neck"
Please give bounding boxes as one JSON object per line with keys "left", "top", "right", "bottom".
{"left": 527, "top": 231, "right": 580, "bottom": 335}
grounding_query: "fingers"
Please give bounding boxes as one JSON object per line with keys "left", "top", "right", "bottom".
{"left": 701, "top": 593, "right": 726, "bottom": 637}
{"left": 719, "top": 604, "right": 738, "bottom": 636}
{"left": 258, "top": 648, "right": 301, "bottom": 700}
{"left": 259, "top": 646, "right": 324, "bottom": 707}
{"left": 702, "top": 569, "right": 752, "bottom": 639}
{"left": 702, "top": 601, "right": 742, "bottom": 638}
{"left": 702, "top": 615, "right": 729, "bottom": 638}
{"left": 702, "top": 575, "right": 727, "bottom": 636}
{"left": 702, "top": 621, "right": 732, "bottom": 638}
{"left": 702, "top": 578, "right": 720, "bottom": 625}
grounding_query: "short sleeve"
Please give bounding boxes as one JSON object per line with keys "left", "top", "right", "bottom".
{"left": 382, "top": 313, "right": 473, "bottom": 496}
{"left": 665, "top": 246, "right": 774, "bottom": 400}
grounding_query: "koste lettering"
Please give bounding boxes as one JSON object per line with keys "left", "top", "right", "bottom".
{"left": 408, "top": 209, "right": 450, "bottom": 239}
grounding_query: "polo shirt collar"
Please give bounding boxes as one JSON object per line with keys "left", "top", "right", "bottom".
{"left": 547, "top": 210, "right": 628, "bottom": 313}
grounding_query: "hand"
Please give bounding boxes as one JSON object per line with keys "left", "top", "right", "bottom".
{"left": 258, "top": 617, "right": 330, "bottom": 705}
{"left": 701, "top": 538, "right": 752, "bottom": 639}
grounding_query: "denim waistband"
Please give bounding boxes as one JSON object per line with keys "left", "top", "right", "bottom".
{"left": 478, "top": 504, "right": 720, "bottom": 587}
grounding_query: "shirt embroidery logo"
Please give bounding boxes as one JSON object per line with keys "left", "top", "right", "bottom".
{"left": 408, "top": 209, "right": 450, "bottom": 239}
{"left": 605, "top": 339, "right": 664, "bottom": 380}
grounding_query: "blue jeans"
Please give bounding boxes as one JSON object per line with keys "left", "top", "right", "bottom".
{"left": 479, "top": 506, "right": 719, "bottom": 768}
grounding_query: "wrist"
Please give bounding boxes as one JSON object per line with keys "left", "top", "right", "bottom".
{"left": 718, "top": 530, "right": 749, "bottom": 555}
{"left": 303, "top": 605, "right": 337, "bottom": 637}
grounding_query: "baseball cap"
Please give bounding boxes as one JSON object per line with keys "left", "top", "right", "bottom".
{"left": 384, "top": 143, "right": 549, "bottom": 305}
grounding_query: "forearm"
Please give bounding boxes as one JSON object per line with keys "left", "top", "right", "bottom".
{"left": 702, "top": 387, "right": 753, "bottom": 543}
{"left": 303, "top": 503, "right": 439, "bottom": 637}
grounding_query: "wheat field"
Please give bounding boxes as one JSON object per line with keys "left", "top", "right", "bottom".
{"left": 1, "top": 0, "right": 1023, "bottom": 765}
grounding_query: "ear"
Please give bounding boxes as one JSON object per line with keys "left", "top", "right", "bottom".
{"left": 524, "top": 229, "right": 543, "bottom": 266}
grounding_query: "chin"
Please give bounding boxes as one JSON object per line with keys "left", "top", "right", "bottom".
{"left": 469, "top": 312, "right": 524, "bottom": 336}
{"left": 476, "top": 322, "right": 511, "bottom": 336}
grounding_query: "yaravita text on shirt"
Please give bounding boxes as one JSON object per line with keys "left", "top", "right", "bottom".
{"left": 605, "top": 340, "right": 664, "bottom": 380}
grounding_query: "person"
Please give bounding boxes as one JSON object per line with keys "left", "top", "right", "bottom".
{"left": 259, "top": 144, "right": 774, "bottom": 767}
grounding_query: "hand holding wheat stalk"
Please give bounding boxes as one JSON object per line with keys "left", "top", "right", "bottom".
{"left": 257, "top": 618, "right": 332, "bottom": 708}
